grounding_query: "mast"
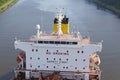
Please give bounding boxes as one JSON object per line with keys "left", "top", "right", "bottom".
{"left": 57, "top": 9, "right": 63, "bottom": 37}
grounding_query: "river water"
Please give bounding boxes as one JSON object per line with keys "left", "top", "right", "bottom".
{"left": 0, "top": 0, "right": 120, "bottom": 80}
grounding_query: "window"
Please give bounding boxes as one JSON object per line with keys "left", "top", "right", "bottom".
{"left": 61, "top": 41, "right": 66, "bottom": 44}
{"left": 66, "top": 58, "right": 68, "bottom": 61}
{"left": 50, "top": 41, "right": 54, "bottom": 44}
{"left": 47, "top": 58, "right": 48, "bottom": 60}
{"left": 54, "top": 66, "right": 55, "bottom": 68}
{"left": 67, "top": 42, "right": 69, "bottom": 44}
{"left": 59, "top": 58, "right": 61, "bottom": 60}
{"left": 81, "top": 51, "right": 84, "bottom": 53}
{"left": 75, "top": 67, "right": 77, "bottom": 69}
{"left": 44, "top": 41, "right": 48, "bottom": 44}
{"left": 47, "top": 66, "right": 48, "bottom": 68}
{"left": 54, "top": 58, "right": 56, "bottom": 60}
{"left": 30, "top": 65, "right": 32, "bottom": 67}
{"left": 77, "top": 51, "right": 79, "bottom": 53}
{"left": 66, "top": 67, "right": 68, "bottom": 69}
{"left": 72, "top": 42, "right": 77, "bottom": 44}
{"left": 38, "top": 41, "right": 43, "bottom": 44}
{"left": 38, "top": 65, "right": 40, "bottom": 68}
{"left": 83, "top": 67, "right": 85, "bottom": 70}
{"left": 67, "top": 50, "right": 69, "bottom": 53}
{"left": 75, "top": 59, "right": 77, "bottom": 61}
{"left": 83, "top": 59, "right": 86, "bottom": 62}
{"left": 46, "top": 50, "right": 48, "bottom": 52}
{"left": 36, "top": 49, "right": 38, "bottom": 52}
{"left": 63, "top": 67, "right": 65, "bottom": 69}
{"left": 30, "top": 57, "right": 32, "bottom": 60}
{"left": 56, "top": 50, "right": 58, "bottom": 52}
{"left": 55, "top": 41, "right": 60, "bottom": 44}
{"left": 32, "top": 49, "right": 34, "bottom": 52}
{"left": 38, "top": 57, "right": 40, "bottom": 60}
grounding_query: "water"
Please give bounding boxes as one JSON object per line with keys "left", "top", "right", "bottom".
{"left": 0, "top": 0, "right": 120, "bottom": 80}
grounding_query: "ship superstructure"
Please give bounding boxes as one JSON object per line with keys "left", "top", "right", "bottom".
{"left": 14, "top": 10, "right": 102, "bottom": 80}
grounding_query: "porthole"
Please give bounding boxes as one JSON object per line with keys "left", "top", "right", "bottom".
{"left": 38, "top": 57, "right": 40, "bottom": 60}
{"left": 32, "top": 49, "right": 34, "bottom": 52}
{"left": 75, "top": 67, "right": 77, "bottom": 69}
{"left": 30, "top": 65, "right": 32, "bottom": 67}
{"left": 30, "top": 57, "right": 32, "bottom": 60}
{"left": 83, "top": 59, "right": 86, "bottom": 62}
{"left": 75, "top": 59, "right": 77, "bottom": 61}
{"left": 67, "top": 50, "right": 69, "bottom": 53}
{"left": 59, "top": 58, "right": 61, "bottom": 60}
{"left": 66, "top": 67, "right": 68, "bottom": 69}
{"left": 81, "top": 51, "right": 84, "bottom": 53}
{"left": 38, "top": 65, "right": 40, "bottom": 68}
{"left": 83, "top": 67, "right": 85, "bottom": 70}
{"left": 66, "top": 58, "right": 68, "bottom": 61}
{"left": 36, "top": 49, "right": 38, "bottom": 52}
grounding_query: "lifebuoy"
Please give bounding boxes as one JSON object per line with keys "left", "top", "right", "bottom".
{"left": 16, "top": 51, "right": 25, "bottom": 63}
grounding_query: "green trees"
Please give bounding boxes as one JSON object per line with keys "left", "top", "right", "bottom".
{"left": 98, "top": 0, "right": 120, "bottom": 9}
{"left": 0, "top": 0, "right": 17, "bottom": 13}
{"left": 89, "top": 0, "right": 120, "bottom": 17}
{"left": 0, "top": 0, "right": 10, "bottom": 6}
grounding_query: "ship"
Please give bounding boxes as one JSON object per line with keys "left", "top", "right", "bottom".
{"left": 13, "top": 9, "right": 102, "bottom": 80}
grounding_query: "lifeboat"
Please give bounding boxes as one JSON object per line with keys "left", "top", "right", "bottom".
{"left": 16, "top": 51, "right": 25, "bottom": 63}
{"left": 90, "top": 53, "right": 101, "bottom": 66}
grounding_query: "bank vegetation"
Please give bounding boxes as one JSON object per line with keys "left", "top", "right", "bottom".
{"left": 88, "top": 0, "right": 120, "bottom": 17}
{"left": 0, "top": 0, "right": 17, "bottom": 13}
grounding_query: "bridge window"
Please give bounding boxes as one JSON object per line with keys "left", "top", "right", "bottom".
{"left": 38, "top": 40, "right": 78, "bottom": 45}
{"left": 72, "top": 42, "right": 77, "bottom": 44}
{"left": 44, "top": 41, "right": 48, "bottom": 44}
{"left": 61, "top": 41, "right": 66, "bottom": 44}
{"left": 38, "top": 41, "right": 43, "bottom": 43}
{"left": 55, "top": 41, "right": 60, "bottom": 44}
{"left": 49, "top": 41, "right": 54, "bottom": 44}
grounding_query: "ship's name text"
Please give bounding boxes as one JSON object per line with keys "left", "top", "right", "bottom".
{"left": 46, "top": 52, "right": 69, "bottom": 55}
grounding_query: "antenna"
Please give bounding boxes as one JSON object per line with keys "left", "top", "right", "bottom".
{"left": 36, "top": 24, "right": 40, "bottom": 38}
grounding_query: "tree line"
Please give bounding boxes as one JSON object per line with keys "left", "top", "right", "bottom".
{"left": 88, "top": 0, "right": 120, "bottom": 17}
{"left": 0, "top": 0, "right": 10, "bottom": 6}
{"left": 97, "top": 0, "right": 120, "bottom": 9}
